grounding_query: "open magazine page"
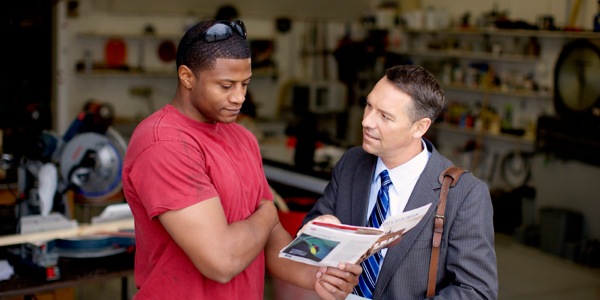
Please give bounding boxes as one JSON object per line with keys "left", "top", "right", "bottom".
{"left": 279, "top": 203, "right": 432, "bottom": 267}
{"left": 279, "top": 223, "right": 381, "bottom": 267}
{"left": 380, "top": 203, "right": 432, "bottom": 233}
{"left": 358, "top": 203, "right": 432, "bottom": 263}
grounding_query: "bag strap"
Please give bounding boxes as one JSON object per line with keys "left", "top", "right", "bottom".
{"left": 426, "top": 166, "right": 466, "bottom": 298}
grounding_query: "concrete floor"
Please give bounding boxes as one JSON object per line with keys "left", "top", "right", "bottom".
{"left": 495, "top": 233, "right": 600, "bottom": 300}
{"left": 76, "top": 233, "right": 600, "bottom": 300}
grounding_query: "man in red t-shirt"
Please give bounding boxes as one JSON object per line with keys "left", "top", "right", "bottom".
{"left": 122, "top": 19, "right": 361, "bottom": 299}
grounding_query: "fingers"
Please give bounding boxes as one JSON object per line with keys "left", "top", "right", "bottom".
{"left": 314, "top": 278, "right": 336, "bottom": 300}
{"left": 315, "top": 279, "right": 345, "bottom": 300}
{"left": 297, "top": 215, "right": 342, "bottom": 237}
{"left": 315, "top": 215, "right": 343, "bottom": 225}
{"left": 328, "top": 264, "right": 361, "bottom": 288}
{"left": 296, "top": 220, "right": 313, "bottom": 237}
{"left": 314, "top": 263, "right": 362, "bottom": 299}
{"left": 339, "top": 262, "right": 363, "bottom": 277}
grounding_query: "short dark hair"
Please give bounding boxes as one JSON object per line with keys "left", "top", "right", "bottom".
{"left": 175, "top": 20, "right": 251, "bottom": 74}
{"left": 384, "top": 65, "right": 445, "bottom": 123}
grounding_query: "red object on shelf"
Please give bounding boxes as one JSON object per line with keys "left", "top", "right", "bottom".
{"left": 277, "top": 197, "right": 316, "bottom": 237}
{"left": 158, "top": 40, "right": 176, "bottom": 62}
{"left": 104, "top": 38, "right": 127, "bottom": 68}
{"left": 286, "top": 136, "right": 297, "bottom": 149}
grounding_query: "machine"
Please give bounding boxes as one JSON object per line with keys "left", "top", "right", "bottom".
{"left": 11, "top": 101, "right": 127, "bottom": 225}
{"left": 1, "top": 101, "right": 129, "bottom": 280}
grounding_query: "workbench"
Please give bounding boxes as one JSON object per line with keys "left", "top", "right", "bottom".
{"left": 0, "top": 214, "right": 136, "bottom": 300}
{"left": 0, "top": 247, "right": 134, "bottom": 300}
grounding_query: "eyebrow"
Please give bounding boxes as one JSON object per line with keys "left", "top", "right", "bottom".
{"left": 219, "top": 76, "right": 252, "bottom": 83}
{"left": 370, "top": 100, "right": 395, "bottom": 119}
{"left": 380, "top": 108, "right": 395, "bottom": 119}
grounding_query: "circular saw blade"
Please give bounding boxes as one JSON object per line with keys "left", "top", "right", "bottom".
{"left": 60, "top": 129, "right": 126, "bottom": 201}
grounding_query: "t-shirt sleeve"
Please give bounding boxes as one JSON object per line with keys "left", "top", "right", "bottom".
{"left": 129, "top": 140, "right": 218, "bottom": 219}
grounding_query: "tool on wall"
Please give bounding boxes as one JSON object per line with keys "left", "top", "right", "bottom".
{"left": 500, "top": 151, "right": 533, "bottom": 189}
{"left": 536, "top": 38, "right": 600, "bottom": 166}
{"left": 568, "top": 0, "right": 583, "bottom": 28}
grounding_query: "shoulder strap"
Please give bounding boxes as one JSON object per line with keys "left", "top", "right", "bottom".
{"left": 427, "top": 166, "right": 466, "bottom": 298}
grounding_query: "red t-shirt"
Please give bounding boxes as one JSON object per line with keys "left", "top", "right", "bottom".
{"left": 122, "top": 105, "right": 273, "bottom": 299}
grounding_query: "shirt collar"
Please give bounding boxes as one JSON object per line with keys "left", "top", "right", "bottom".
{"left": 373, "top": 139, "right": 431, "bottom": 185}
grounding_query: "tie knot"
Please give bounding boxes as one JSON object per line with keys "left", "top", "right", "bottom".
{"left": 380, "top": 170, "right": 392, "bottom": 188}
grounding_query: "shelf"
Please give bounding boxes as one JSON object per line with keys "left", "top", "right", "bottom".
{"left": 442, "top": 84, "right": 552, "bottom": 100}
{"left": 75, "top": 69, "right": 176, "bottom": 78}
{"left": 76, "top": 32, "right": 181, "bottom": 41}
{"left": 78, "top": 69, "right": 278, "bottom": 79}
{"left": 432, "top": 123, "right": 534, "bottom": 145}
{"left": 388, "top": 47, "right": 540, "bottom": 63}
{"left": 402, "top": 28, "right": 600, "bottom": 40}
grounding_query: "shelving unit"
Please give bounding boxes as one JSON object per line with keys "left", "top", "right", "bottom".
{"left": 441, "top": 83, "right": 551, "bottom": 101}
{"left": 432, "top": 123, "right": 534, "bottom": 145}
{"left": 400, "top": 28, "right": 600, "bottom": 40}
{"left": 68, "top": 29, "right": 282, "bottom": 129}
{"left": 74, "top": 31, "right": 180, "bottom": 77}
{"left": 391, "top": 48, "right": 540, "bottom": 63}
{"left": 387, "top": 28, "right": 600, "bottom": 187}
{"left": 75, "top": 69, "right": 176, "bottom": 78}
{"left": 389, "top": 27, "right": 597, "bottom": 118}
{"left": 61, "top": 30, "right": 182, "bottom": 132}
{"left": 74, "top": 32, "right": 281, "bottom": 80}
{"left": 76, "top": 32, "right": 181, "bottom": 40}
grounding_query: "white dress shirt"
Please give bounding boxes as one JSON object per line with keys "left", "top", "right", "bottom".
{"left": 365, "top": 139, "right": 431, "bottom": 257}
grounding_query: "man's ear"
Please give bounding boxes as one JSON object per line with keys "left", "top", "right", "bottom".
{"left": 178, "top": 65, "right": 195, "bottom": 90}
{"left": 412, "top": 118, "right": 432, "bottom": 138}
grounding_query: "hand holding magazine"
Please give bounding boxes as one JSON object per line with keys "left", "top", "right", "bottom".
{"left": 279, "top": 203, "right": 431, "bottom": 267}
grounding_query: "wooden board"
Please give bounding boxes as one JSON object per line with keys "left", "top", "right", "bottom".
{"left": 0, "top": 218, "right": 134, "bottom": 247}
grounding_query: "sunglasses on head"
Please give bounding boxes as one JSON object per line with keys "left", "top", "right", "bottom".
{"left": 200, "top": 20, "right": 247, "bottom": 43}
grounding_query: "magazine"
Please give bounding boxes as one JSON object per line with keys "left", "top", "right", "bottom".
{"left": 279, "top": 203, "right": 431, "bottom": 267}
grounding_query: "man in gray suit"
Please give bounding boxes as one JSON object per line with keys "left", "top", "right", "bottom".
{"left": 302, "top": 65, "right": 498, "bottom": 299}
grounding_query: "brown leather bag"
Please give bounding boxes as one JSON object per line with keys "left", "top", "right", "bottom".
{"left": 427, "top": 166, "right": 466, "bottom": 298}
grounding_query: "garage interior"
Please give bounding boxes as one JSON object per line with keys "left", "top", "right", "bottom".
{"left": 1, "top": 0, "right": 599, "bottom": 299}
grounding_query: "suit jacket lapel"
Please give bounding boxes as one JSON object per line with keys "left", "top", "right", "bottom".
{"left": 350, "top": 154, "right": 377, "bottom": 226}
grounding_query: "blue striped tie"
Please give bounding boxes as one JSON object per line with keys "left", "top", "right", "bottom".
{"left": 353, "top": 170, "right": 392, "bottom": 299}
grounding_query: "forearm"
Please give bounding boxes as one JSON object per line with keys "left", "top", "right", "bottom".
{"left": 160, "top": 198, "right": 279, "bottom": 283}
{"left": 213, "top": 200, "right": 279, "bottom": 280}
{"left": 265, "top": 223, "right": 318, "bottom": 289}
{"left": 266, "top": 224, "right": 363, "bottom": 300}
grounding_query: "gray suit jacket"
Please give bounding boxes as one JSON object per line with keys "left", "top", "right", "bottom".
{"left": 303, "top": 140, "right": 498, "bottom": 299}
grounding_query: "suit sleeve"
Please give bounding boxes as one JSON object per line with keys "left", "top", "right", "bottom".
{"left": 434, "top": 179, "right": 498, "bottom": 299}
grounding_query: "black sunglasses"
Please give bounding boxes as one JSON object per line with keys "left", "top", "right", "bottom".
{"left": 200, "top": 20, "right": 247, "bottom": 43}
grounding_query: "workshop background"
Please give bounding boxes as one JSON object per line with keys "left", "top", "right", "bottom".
{"left": 1, "top": 0, "right": 600, "bottom": 299}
